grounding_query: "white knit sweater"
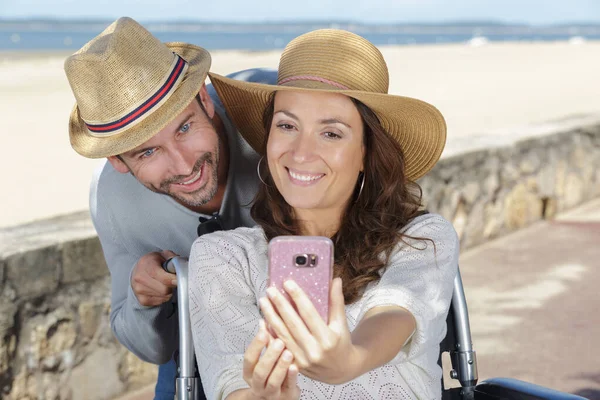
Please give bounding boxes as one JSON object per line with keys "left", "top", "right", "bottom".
{"left": 189, "top": 213, "right": 459, "bottom": 400}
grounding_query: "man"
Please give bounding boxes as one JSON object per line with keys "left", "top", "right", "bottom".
{"left": 64, "top": 17, "right": 276, "bottom": 399}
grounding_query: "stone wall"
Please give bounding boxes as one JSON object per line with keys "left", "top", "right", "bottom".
{"left": 419, "top": 115, "right": 600, "bottom": 249}
{"left": 1, "top": 114, "right": 599, "bottom": 400}
{"left": 0, "top": 213, "right": 157, "bottom": 400}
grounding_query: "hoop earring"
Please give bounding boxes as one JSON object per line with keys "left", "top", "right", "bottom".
{"left": 356, "top": 172, "right": 365, "bottom": 201}
{"left": 256, "top": 156, "right": 270, "bottom": 186}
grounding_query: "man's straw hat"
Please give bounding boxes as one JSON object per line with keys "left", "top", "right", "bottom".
{"left": 65, "top": 17, "right": 211, "bottom": 158}
{"left": 209, "top": 29, "right": 446, "bottom": 181}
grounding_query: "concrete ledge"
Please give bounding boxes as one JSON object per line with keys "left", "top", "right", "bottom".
{"left": 0, "top": 211, "right": 108, "bottom": 300}
{"left": 442, "top": 114, "right": 600, "bottom": 159}
{"left": 0, "top": 211, "right": 96, "bottom": 256}
{"left": 1, "top": 114, "right": 599, "bottom": 399}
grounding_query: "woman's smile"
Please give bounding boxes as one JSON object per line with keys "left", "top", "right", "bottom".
{"left": 286, "top": 167, "right": 325, "bottom": 186}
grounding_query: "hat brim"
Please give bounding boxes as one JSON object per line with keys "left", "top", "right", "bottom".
{"left": 69, "top": 42, "right": 211, "bottom": 158}
{"left": 208, "top": 72, "right": 446, "bottom": 181}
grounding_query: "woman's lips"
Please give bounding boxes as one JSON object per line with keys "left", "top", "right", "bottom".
{"left": 287, "top": 167, "right": 324, "bottom": 186}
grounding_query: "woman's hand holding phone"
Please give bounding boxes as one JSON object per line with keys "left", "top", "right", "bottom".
{"left": 260, "top": 277, "right": 363, "bottom": 385}
{"left": 240, "top": 319, "right": 300, "bottom": 400}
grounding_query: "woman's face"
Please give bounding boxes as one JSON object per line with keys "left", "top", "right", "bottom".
{"left": 267, "top": 90, "right": 365, "bottom": 215}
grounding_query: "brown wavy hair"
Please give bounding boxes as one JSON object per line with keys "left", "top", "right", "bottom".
{"left": 251, "top": 93, "right": 427, "bottom": 304}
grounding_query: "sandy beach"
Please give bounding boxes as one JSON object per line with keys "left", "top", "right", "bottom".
{"left": 1, "top": 40, "right": 599, "bottom": 228}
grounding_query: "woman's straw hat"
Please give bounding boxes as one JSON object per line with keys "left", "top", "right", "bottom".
{"left": 209, "top": 29, "right": 446, "bottom": 181}
{"left": 65, "top": 17, "right": 211, "bottom": 158}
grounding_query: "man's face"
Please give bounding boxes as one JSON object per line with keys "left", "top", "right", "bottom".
{"left": 109, "top": 92, "right": 220, "bottom": 209}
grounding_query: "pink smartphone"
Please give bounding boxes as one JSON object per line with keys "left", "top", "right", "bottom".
{"left": 268, "top": 236, "right": 334, "bottom": 323}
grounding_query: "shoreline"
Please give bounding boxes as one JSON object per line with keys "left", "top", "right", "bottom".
{"left": 0, "top": 37, "right": 598, "bottom": 55}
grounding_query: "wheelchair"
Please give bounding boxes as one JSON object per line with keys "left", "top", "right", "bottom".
{"left": 164, "top": 257, "right": 587, "bottom": 400}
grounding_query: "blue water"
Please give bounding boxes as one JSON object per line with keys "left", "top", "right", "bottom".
{"left": 1, "top": 29, "right": 598, "bottom": 51}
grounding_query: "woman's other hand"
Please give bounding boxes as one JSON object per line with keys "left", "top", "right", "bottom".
{"left": 239, "top": 319, "right": 300, "bottom": 400}
{"left": 260, "top": 277, "right": 362, "bottom": 385}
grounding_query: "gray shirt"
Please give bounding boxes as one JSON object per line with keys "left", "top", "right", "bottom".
{"left": 89, "top": 69, "right": 277, "bottom": 364}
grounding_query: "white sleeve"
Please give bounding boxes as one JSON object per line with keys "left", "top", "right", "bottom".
{"left": 358, "top": 214, "right": 459, "bottom": 363}
{"left": 189, "top": 231, "right": 263, "bottom": 400}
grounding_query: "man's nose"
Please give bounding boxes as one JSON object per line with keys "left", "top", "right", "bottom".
{"left": 169, "top": 150, "right": 195, "bottom": 177}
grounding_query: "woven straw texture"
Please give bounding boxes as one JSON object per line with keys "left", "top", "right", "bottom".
{"left": 66, "top": 17, "right": 211, "bottom": 158}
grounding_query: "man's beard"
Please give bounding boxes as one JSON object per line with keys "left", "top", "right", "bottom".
{"left": 146, "top": 149, "right": 219, "bottom": 207}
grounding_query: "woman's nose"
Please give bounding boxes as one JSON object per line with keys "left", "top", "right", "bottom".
{"left": 291, "top": 132, "right": 317, "bottom": 163}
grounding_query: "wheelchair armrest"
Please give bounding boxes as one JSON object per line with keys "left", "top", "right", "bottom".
{"left": 475, "top": 378, "right": 586, "bottom": 400}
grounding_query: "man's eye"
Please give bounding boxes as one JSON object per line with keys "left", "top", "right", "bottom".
{"left": 141, "top": 149, "right": 155, "bottom": 158}
{"left": 180, "top": 123, "right": 190, "bottom": 133}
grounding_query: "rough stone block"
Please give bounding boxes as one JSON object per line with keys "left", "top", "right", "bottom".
{"left": 0, "top": 298, "right": 18, "bottom": 376}
{"left": 594, "top": 169, "right": 600, "bottom": 197}
{"left": 569, "top": 145, "right": 588, "bottom": 170}
{"left": 526, "top": 177, "right": 539, "bottom": 192}
{"left": 18, "top": 307, "right": 84, "bottom": 379}
{"left": 483, "top": 172, "right": 500, "bottom": 199}
{"left": 5, "top": 245, "right": 60, "bottom": 299}
{"left": 438, "top": 187, "right": 461, "bottom": 221}
{"left": 0, "top": 299, "right": 17, "bottom": 336}
{"left": 504, "top": 183, "right": 543, "bottom": 230}
{"left": 452, "top": 200, "right": 468, "bottom": 241}
{"left": 69, "top": 348, "right": 124, "bottom": 400}
{"left": 582, "top": 163, "right": 595, "bottom": 193}
{"left": 464, "top": 200, "right": 486, "bottom": 247}
{"left": 0, "top": 259, "right": 5, "bottom": 287}
{"left": 461, "top": 182, "right": 481, "bottom": 205}
{"left": 519, "top": 152, "right": 541, "bottom": 174}
{"left": 431, "top": 158, "right": 461, "bottom": 182}
{"left": 588, "top": 128, "right": 600, "bottom": 146}
{"left": 0, "top": 334, "right": 16, "bottom": 376}
{"left": 9, "top": 366, "right": 39, "bottom": 400}
{"left": 40, "top": 373, "right": 61, "bottom": 400}
{"left": 9, "top": 367, "right": 72, "bottom": 400}
{"left": 61, "top": 237, "right": 108, "bottom": 284}
{"left": 554, "top": 160, "right": 568, "bottom": 206}
{"left": 118, "top": 351, "right": 158, "bottom": 390}
{"left": 564, "top": 173, "right": 584, "bottom": 209}
{"left": 537, "top": 165, "right": 557, "bottom": 197}
{"left": 78, "top": 301, "right": 105, "bottom": 339}
{"left": 483, "top": 200, "right": 504, "bottom": 239}
{"left": 500, "top": 162, "right": 521, "bottom": 185}
{"left": 542, "top": 197, "right": 558, "bottom": 220}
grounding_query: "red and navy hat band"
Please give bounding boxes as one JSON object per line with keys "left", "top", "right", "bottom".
{"left": 85, "top": 54, "right": 187, "bottom": 134}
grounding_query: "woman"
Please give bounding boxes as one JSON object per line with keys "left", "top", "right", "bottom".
{"left": 189, "top": 29, "right": 458, "bottom": 399}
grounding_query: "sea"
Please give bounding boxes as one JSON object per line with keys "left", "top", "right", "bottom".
{"left": 1, "top": 21, "right": 599, "bottom": 51}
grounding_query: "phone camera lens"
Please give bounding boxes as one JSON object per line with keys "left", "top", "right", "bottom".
{"left": 295, "top": 255, "right": 307, "bottom": 266}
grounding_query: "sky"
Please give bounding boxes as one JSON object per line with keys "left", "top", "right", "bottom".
{"left": 1, "top": 0, "right": 599, "bottom": 25}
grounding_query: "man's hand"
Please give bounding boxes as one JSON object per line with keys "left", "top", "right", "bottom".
{"left": 131, "top": 250, "right": 178, "bottom": 306}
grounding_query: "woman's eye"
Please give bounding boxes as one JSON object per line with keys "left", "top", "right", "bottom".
{"left": 180, "top": 123, "right": 190, "bottom": 133}
{"left": 323, "top": 131, "right": 341, "bottom": 139}
{"left": 277, "top": 123, "right": 295, "bottom": 131}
